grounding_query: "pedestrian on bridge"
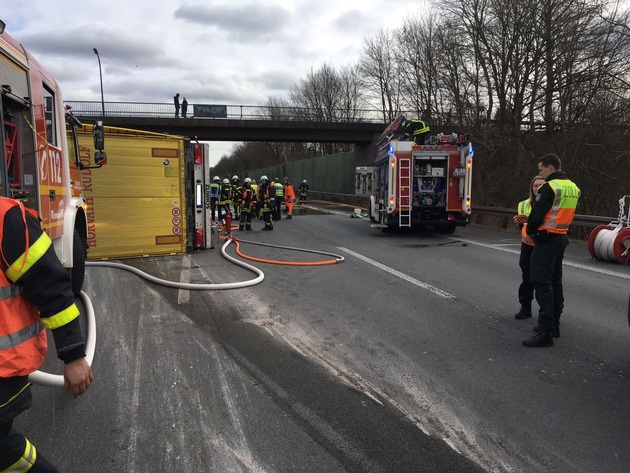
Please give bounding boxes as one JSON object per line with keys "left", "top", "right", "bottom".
{"left": 0, "top": 197, "right": 93, "bottom": 472}
{"left": 522, "top": 154, "right": 580, "bottom": 348}
{"left": 174, "top": 93, "right": 180, "bottom": 118}
{"left": 181, "top": 97, "right": 188, "bottom": 118}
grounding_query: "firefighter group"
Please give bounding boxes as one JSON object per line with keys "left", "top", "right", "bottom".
{"left": 207, "top": 175, "right": 310, "bottom": 233}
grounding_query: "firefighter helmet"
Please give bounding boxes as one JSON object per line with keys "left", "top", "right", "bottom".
{"left": 244, "top": 177, "right": 252, "bottom": 184}
{"left": 302, "top": 180, "right": 307, "bottom": 183}
{"left": 213, "top": 176, "right": 220, "bottom": 181}
{"left": 260, "top": 175, "right": 268, "bottom": 181}
{"left": 223, "top": 178, "right": 229, "bottom": 184}
{"left": 232, "top": 175, "right": 239, "bottom": 180}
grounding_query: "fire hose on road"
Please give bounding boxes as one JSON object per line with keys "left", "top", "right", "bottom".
{"left": 28, "top": 235, "right": 343, "bottom": 387}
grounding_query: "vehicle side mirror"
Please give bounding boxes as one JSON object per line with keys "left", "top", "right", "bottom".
{"left": 94, "top": 151, "right": 107, "bottom": 166}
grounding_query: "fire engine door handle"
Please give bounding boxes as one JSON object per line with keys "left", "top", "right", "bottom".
{"left": 49, "top": 189, "right": 56, "bottom": 201}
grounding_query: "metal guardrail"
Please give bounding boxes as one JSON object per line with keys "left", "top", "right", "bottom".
{"left": 310, "top": 192, "right": 614, "bottom": 228}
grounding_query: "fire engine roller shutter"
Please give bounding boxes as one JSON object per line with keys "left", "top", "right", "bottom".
{"left": 0, "top": 48, "right": 29, "bottom": 104}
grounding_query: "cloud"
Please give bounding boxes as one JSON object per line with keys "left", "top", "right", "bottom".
{"left": 174, "top": 3, "right": 291, "bottom": 43}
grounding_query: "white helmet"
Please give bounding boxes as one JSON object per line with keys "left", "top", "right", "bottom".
{"left": 244, "top": 177, "right": 252, "bottom": 184}
{"left": 302, "top": 180, "right": 307, "bottom": 183}
{"left": 213, "top": 176, "right": 220, "bottom": 181}
{"left": 232, "top": 175, "right": 239, "bottom": 180}
{"left": 260, "top": 175, "right": 268, "bottom": 181}
{"left": 223, "top": 178, "right": 229, "bottom": 184}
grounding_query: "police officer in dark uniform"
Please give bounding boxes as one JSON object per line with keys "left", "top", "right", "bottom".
{"left": 522, "top": 154, "right": 580, "bottom": 347}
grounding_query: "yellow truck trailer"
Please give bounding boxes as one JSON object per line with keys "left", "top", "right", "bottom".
{"left": 76, "top": 125, "right": 193, "bottom": 259}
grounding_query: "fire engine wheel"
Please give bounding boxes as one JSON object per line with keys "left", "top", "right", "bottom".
{"left": 70, "top": 228, "right": 87, "bottom": 296}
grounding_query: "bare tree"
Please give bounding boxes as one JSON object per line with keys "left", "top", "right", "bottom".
{"left": 358, "top": 29, "right": 403, "bottom": 122}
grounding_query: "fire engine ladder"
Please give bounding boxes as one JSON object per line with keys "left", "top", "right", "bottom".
{"left": 398, "top": 157, "right": 412, "bottom": 227}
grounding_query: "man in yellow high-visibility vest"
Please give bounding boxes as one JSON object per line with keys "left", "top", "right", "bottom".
{"left": 522, "top": 154, "right": 580, "bottom": 347}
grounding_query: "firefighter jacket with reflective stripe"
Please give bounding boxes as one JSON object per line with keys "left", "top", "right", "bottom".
{"left": 0, "top": 198, "right": 84, "bottom": 380}
{"left": 527, "top": 172, "right": 580, "bottom": 236}
{"left": 258, "top": 183, "right": 273, "bottom": 210}
{"left": 218, "top": 185, "right": 231, "bottom": 205}
{"left": 240, "top": 186, "right": 257, "bottom": 211}
{"left": 517, "top": 199, "right": 534, "bottom": 246}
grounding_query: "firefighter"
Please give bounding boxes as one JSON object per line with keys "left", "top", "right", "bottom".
{"left": 231, "top": 175, "right": 242, "bottom": 220}
{"left": 238, "top": 178, "right": 257, "bottom": 231}
{"left": 209, "top": 176, "right": 222, "bottom": 222}
{"left": 273, "top": 178, "right": 284, "bottom": 221}
{"left": 298, "top": 180, "right": 310, "bottom": 204}
{"left": 402, "top": 119, "right": 430, "bottom": 144}
{"left": 258, "top": 176, "right": 274, "bottom": 231}
{"left": 0, "top": 197, "right": 93, "bottom": 472}
{"left": 218, "top": 178, "right": 233, "bottom": 235}
{"left": 283, "top": 177, "right": 295, "bottom": 219}
{"left": 522, "top": 154, "right": 580, "bottom": 347}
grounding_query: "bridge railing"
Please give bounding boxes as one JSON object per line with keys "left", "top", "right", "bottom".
{"left": 64, "top": 101, "right": 390, "bottom": 123}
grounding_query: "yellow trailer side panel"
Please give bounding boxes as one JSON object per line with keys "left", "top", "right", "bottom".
{"left": 78, "top": 128, "right": 188, "bottom": 259}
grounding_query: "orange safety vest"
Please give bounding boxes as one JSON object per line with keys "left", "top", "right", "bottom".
{"left": 538, "top": 179, "right": 580, "bottom": 235}
{"left": 0, "top": 199, "right": 48, "bottom": 377}
{"left": 517, "top": 199, "right": 534, "bottom": 246}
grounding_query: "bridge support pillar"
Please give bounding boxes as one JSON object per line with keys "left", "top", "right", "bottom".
{"left": 354, "top": 143, "right": 377, "bottom": 166}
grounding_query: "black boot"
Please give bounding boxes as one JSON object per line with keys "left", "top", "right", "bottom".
{"left": 534, "top": 325, "right": 560, "bottom": 338}
{"left": 514, "top": 307, "right": 532, "bottom": 319}
{"left": 523, "top": 331, "right": 553, "bottom": 347}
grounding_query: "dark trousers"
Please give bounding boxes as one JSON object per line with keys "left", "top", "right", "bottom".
{"left": 518, "top": 243, "right": 535, "bottom": 309}
{"left": 239, "top": 209, "right": 252, "bottom": 229}
{"left": 274, "top": 197, "right": 283, "bottom": 220}
{"left": 530, "top": 235, "right": 569, "bottom": 331}
{"left": 0, "top": 419, "right": 58, "bottom": 472}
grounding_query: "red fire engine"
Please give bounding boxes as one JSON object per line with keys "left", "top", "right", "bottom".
{"left": 365, "top": 115, "right": 474, "bottom": 233}
{"left": 1, "top": 24, "right": 105, "bottom": 294}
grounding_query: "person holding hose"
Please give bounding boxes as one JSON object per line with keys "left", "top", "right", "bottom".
{"left": 0, "top": 197, "right": 93, "bottom": 472}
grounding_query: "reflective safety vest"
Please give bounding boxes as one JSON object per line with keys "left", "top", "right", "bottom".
{"left": 517, "top": 199, "right": 534, "bottom": 246}
{"left": 538, "top": 179, "right": 580, "bottom": 234}
{"left": 0, "top": 199, "right": 48, "bottom": 377}
{"left": 210, "top": 182, "right": 221, "bottom": 198}
{"left": 275, "top": 182, "right": 284, "bottom": 197}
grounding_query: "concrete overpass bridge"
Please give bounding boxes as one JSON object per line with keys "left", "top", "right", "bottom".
{"left": 66, "top": 101, "right": 394, "bottom": 162}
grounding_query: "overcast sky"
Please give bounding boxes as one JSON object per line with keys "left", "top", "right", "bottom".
{"left": 4, "top": 0, "right": 427, "bottom": 165}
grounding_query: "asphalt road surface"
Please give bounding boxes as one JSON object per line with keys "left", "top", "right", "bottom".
{"left": 18, "top": 202, "right": 630, "bottom": 472}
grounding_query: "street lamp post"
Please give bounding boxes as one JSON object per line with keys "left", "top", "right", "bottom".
{"left": 93, "top": 48, "right": 105, "bottom": 117}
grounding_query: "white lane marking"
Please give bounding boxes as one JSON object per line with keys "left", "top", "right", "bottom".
{"left": 446, "top": 236, "right": 630, "bottom": 280}
{"left": 337, "top": 247, "right": 456, "bottom": 299}
{"left": 178, "top": 254, "right": 191, "bottom": 304}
